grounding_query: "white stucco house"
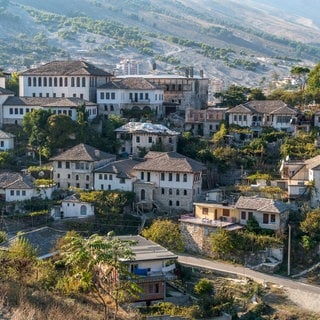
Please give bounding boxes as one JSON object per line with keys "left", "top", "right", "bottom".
{"left": 19, "top": 60, "right": 113, "bottom": 102}
{"left": 226, "top": 100, "right": 298, "bottom": 134}
{"left": 115, "top": 122, "right": 180, "bottom": 156}
{"left": 51, "top": 194, "right": 94, "bottom": 220}
{"left": 0, "top": 130, "right": 15, "bottom": 150}
{"left": 94, "top": 158, "right": 141, "bottom": 192}
{"left": 97, "top": 77, "right": 164, "bottom": 118}
{"left": 2, "top": 96, "right": 98, "bottom": 126}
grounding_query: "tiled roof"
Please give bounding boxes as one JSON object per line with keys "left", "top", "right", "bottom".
{"left": 20, "top": 60, "right": 113, "bottom": 77}
{"left": 228, "top": 100, "right": 297, "bottom": 115}
{"left": 0, "top": 87, "right": 14, "bottom": 95}
{"left": 235, "top": 196, "right": 288, "bottom": 213}
{"left": 4, "top": 96, "right": 96, "bottom": 107}
{"left": 133, "top": 151, "right": 206, "bottom": 173}
{"left": 99, "top": 77, "right": 160, "bottom": 90}
{"left": 0, "top": 172, "right": 22, "bottom": 188}
{"left": 115, "top": 122, "right": 179, "bottom": 135}
{"left": 1, "top": 227, "right": 66, "bottom": 258}
{"left": 0, "top": 130, "right": 15, "bottom": 139}
{"left": 95, "top": 158, "right": 142, "bottom": 178}
{"left": 50, "top": 143, "right": 115, "bottom": 162}
{"left": 6, "top": 174, "right": 35, "bottom": 189}
{"left": 63, "top": 194, "right": 81, "bottom": 203}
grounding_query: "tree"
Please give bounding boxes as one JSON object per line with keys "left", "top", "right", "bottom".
{"left": 300, "top": 209, "right": 320, "bottom": 242}
{"left": 307, "top": 62, "right": 320, "bottom": 102}
{"left": 291, "top": 65, "right": 310, "bottom": 90}
{"left": 216, "top": 84, "right": 249, "bottom": 107}
{"left": 212, "top": 123, "right": 227, "bottom": 146}
{"left": 248, "top": 88, "right": 266, "bottom": 101}
{"left": 194, "top": 278, "right": 215, "bottom": 318}
{"left": 58, "top": 232, "right": 141, "bottom": 320}
{"left": 142, "top": 219, "right": 185, "bottom": 252}
{"left": 210, "top": 228, "right": 235, "bottom": 257}
{"left": 6, "top": 71, "right": 19, "bottom": 95}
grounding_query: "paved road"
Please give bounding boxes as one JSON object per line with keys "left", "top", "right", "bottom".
{"left": 178, "top": 254, "right": 320, "bottom": 295}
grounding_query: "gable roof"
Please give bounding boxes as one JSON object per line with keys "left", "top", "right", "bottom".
{"left": 99, "top": 77, "right": 160, "bottom": 90}
{"left": 235, "top": 196, "right": 288, "bottom": 214}
{"left": 0, "top": 87, "right": 14, "bottom": 95}
{"left": 20, "top": 60, "right": 113, "bottom": 77}
{"left": 0, "top": 130, "right": 15, "bottom": 139}
{"left": 115, "top": 122, "right": 179, "bottom": 136}
{"left": 0, "top": 172, "right": 34, "bottom": 189}
{"left": 95, "top": 158, "right": 142, "bottom": 178}
{"left": 133, "top": 151, "right": 206, "bottom": 173}
{"left": 227, "top": 100, "right": 297, "bottom": 115}
{"left": 4, "top": 96, "right": 96, "bottom": 108}
{"left": 50, "top": 143, "right": 115, "bottom": 162}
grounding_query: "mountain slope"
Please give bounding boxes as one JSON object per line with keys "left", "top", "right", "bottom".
{"left": 1, "top": 0, "right": 320, "bottom": 87}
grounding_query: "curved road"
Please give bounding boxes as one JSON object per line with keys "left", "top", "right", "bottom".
{"left": 178, "top": 254, "right": 320, "bottom": 312}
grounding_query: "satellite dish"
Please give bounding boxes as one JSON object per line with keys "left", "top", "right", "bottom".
{"left": 38, "top": 171, "right": 44, "bottom": 177}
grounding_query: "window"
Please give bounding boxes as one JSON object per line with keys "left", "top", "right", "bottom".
{"left": 202, "top": 207, "right": 208, "bottom": 215}
{"left": 161, "top": 188, "right": 165, "bottom": 195}
{"left": 54, "top": 77, "right": 57, "bottom": 87}
{"left": 71, "top": 77, "right": 75, "bottom": 87}
{"left": 241, "top": 211, "right": 246, "bottom": 220}
{"left": 67, "top": 174, "right": 71, "bottom": 179}
{"left": 57, "top": 173, "right": 60, "bottom": 178}
{"left": 270, "top": 214, "right": 276, "bottom": 223}
{"left": 104, "top": 174, "right": 108, "bottom": 180}
{"left": 148, "top": 136, "right": 152, "bottom": 143}
{"left": 0, "top": 141, "right": 3, "bottom": 148}
{"left": 49, "top": 77, "right": 52, "bottom": 86}
{"left": 66, "top": 161, "right": 70, "bottom": 169}
{"left": 120, "top": 178, "right": 125, "bottom": 184}
{"left": 76, "top": 175, "right": 79, "bottom": 181}
{"left": 59, "top": 77, "right": 63, "bottom": 87}
{"left": 169, "top": 188, "right": 172, "bottom": 195}
{"left": 38, "top": 77, "right": 42, "bottom": 86}
{"left": 244, "top": 115, "right": 247, "bottom": 121}
{"left": 176, "top": 201, "right": 180, "bottom": 206}
{"left": 183, "top": 174, "right": 187, "bottom": 182}
{"left": 111, "top": 92, "right": 115, "bottom": 99}
{"left": 28, "top": 77, "right": 31, "bottom": 86}
{"left": 176, "top": 173, "right": 180, "bottom": 182}
{"left": 106, "top": 92, "right": 110, "bottom": 99}
{"left": 140, "top": 92, "right": 143, "bottom": 100}
{"left": 263, "top": 214, "right": 269, "bottom": 224}
{"left": 76, "top": 77, "right": 80, "bottom": 87}
{"left": 136, "top": 136, "right": 140, "bottom": 143}
{"left": 19, "top": 108, "right": 23, "bottom": 115}
{"left": 222, "top": 209, "right": 230, "bottom": 217}
{"left": 85, "top": 184, "right": 89, "bottom": 189}
{"left": 100, "top": 92, "right": 105, "bottom": 100}
{"left": 145, "top": 93, "right": 149, "bottom": 100}
{"left": 109, "top": 174, "right": 113, "bottom": 180}
{"left": 184, "top": 189, "right": 187, "bottom": 196}
{"left": 234, "top": 115, "right": 237, "bottom": 121}
{"left": 169, "top": 173, "right": 172, "bottom": 181}
{"left": 86, "top": 175, "right": 89, "bottom": 181}
{"left": 82, "top": 77, "right": 86, "bottom": 87}
{"left": 33, "top": 77, "right": 36, "bottom": 86}
{"left": 161, "top": 172, "right": 165, "bottom": 181}
{"left": 141, "top": 172, "right": 144, "bottom": 180}
{"left": 248, "top": 212, "right": 253, "bottom": 220}
{"left": 64, "top": 77, "right": 68, "bottom": 86}
{"left": 22, "top": 190, "right": 26, "bottom": 196}
{"left": 9, "top": 108, "right": 13, "bottom": 114}
{"left": 10, "top": 190, "right": 14, "bottom": 196}
{"left": 169, "top": 137, "right": 173, "bottom": 144}
{"left": 147, "top": 172, "right": 150, "bottom": 182}
{"left": 101, "top": 184, "right": 104, "bottom": 190}
{"left": 169, "top": 200, "right": 172, "bottom": 206}
{"left": 76, "top": 183, "right": 80, "bottom": 188}
{"left": 58, "top": 161, "right": 62, "bottom": 168}
{"left": 176, "top": 189, "right": 180, "bottom": 195}
{"left": 99, "top": 174, "right": 102, "bottom": 180}
{"left": 141, "top": 189, "right": 145, "bottom": 201}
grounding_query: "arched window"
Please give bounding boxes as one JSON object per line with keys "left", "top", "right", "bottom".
{"left": 33, "top": 77, "right": 36, "bottom": 86}
{"left": 64, "top": 77, "right": 68, "bottom": 86}
{"left": 59, "top": 77, "right": 63, "bottom": 87}
{"left": 28, "top": 77, "right": 31, "bottom": 86}
{"left": 38, "top": 77, "right": 42, "bottom": 87}
{"left": 141, "top": 189, "right": 145, "bottom": 201}
{"left": 54, "top": 77, "right": 58, "bottom": 87}
{"left": 43, "top": 77, "right": 47, "bottom": 87}
{"left": 82, "top": 77, "right": 86, "bottom": 87}
{"left": 80, "top": 205, "right": 87, "bottom": 216}
{"left": 71, "top": 77, "right": 75, "bottom": 87}
{"left": 76, "top": 77, "right": 80, "bottom": 87}
{"left": 183, "top": 174, "right": 188, "bottom": 182}
{"left": 49, "top": 77, "right": 52, "bottom": 86}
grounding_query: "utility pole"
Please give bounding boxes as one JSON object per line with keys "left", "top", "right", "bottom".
{"left": 287, "top": 224, "right": 291, "bottom": 276}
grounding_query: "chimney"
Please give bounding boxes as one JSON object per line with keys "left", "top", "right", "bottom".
{"left": 189, "top": 67, "right": 194, "bottom": 78}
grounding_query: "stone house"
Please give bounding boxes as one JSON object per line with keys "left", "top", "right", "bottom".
{"left": 115, "top": 122, "right": 180, "bottom": 156}
{"left": 19, "top": 60, "right": 113, "bottom": 102}
{"left": 132, "top": 151, "right": 206, "bottom": 212}
{"left": 226, "top": 100, "right": 298, "bottom": 134}
{"left": 97, "top": 77, "right": 164, "bottom": 118}
{"left": 118, "top": 74, "right": 209, "bottom": 114}
{"left": 280, "top": 155, "right": 320, "bottom": 207}
{"left": 50, "top": 143, "right": 116, "bottom": 190}
{"left": 184, "top": 107, "right": 228, "bottom": 137}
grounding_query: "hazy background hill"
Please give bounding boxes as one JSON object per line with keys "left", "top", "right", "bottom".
{"left": 1, "top": 0, "right": 320, "bottom": 87}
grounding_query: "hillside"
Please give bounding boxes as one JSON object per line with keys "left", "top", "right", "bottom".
{"left": 1, "top": 0, "right": 320, "bottom": 86}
